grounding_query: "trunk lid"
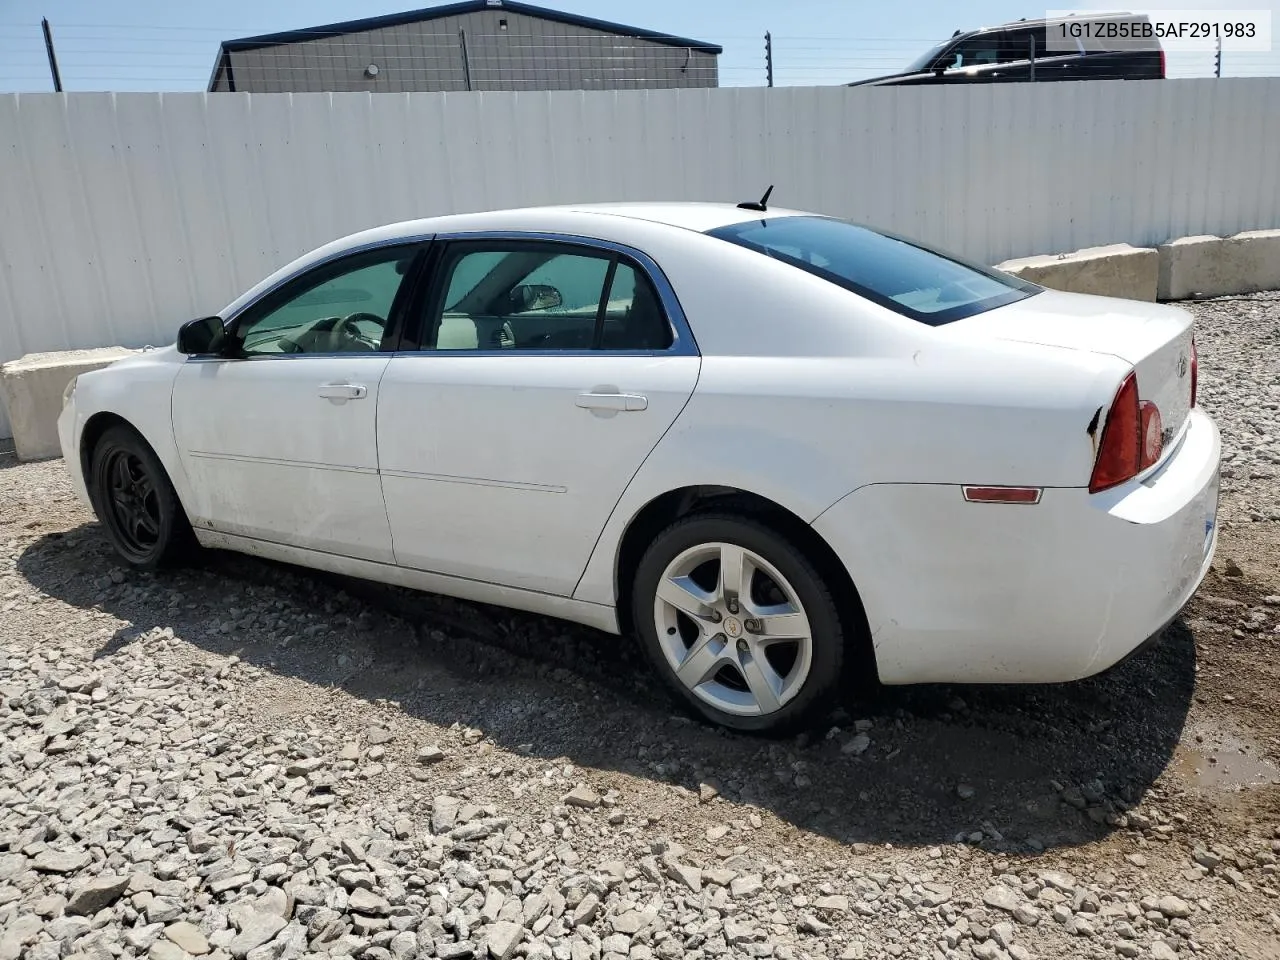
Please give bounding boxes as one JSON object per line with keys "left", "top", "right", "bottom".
{"left": 949, "top": 288, "right": 1196, "bottom": 450}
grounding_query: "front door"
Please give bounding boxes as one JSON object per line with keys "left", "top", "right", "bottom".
{"left": 172, "top": 242, "right": 427, "bottom": 562}
{"left": 377, "top": 238, "right": 700, "bottom": 595}
{"left": 933, "top": 31, "right": 1030, "bottom": 83}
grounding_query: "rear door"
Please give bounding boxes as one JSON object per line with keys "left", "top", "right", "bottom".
{"left": 377, "top": 236, "right": 701, "bottom": 596}
{"left": 1005, "top": 24, "right": 1074, "bottom": 81}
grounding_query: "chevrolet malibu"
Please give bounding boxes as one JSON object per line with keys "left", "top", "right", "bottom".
{"left": 58, "top": 201, "right": 1220, "bottom": 734}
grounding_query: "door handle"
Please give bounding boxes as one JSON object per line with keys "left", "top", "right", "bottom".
{"left": 318, "top": 382, "right": 368, "bottom": 400}
{"left": 576, "top": 392, "right": 648, "bottom": 412}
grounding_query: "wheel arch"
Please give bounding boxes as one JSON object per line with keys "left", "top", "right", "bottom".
{"left": 80, "top": 411, "right": 136, "bottom": 482}
{"left": 613, "top": 484, "right": 877, "bottom": 680}
{"left": 80, "top": 412, "right": 193, "bottom": 525}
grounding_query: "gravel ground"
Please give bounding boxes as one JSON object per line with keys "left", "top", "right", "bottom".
{"left": 2, "top": 294, "right": 1280, "bottom": 960}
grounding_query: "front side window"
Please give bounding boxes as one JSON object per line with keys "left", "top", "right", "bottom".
{"left": 233, "top": 246, "right": 420, "bottom": 356}
{"left": 707, "top": 216, "right": 1039, "bottom": 326}
{"left": 946, "top": 32, "right": 1016, "bottom": 68}
{"left": 426, "top": 242, "right": 672, "bottom": 351}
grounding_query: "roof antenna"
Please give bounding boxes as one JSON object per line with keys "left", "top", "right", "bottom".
{"left": 737, "top": 185, "right": 774, "bottom": 212}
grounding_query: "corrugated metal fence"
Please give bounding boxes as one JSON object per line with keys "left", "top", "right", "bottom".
{"left": 2, "top": 80, "right": 1279, "bottom": 438}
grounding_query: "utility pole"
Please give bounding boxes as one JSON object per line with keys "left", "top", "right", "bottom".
{"left": 458, "top": 28, "right": 473, "bottom": 91}
{"left": 1214, "top": 36, "right": 1222, "bottom": 77}
{"left": 42, "top": 18, "right": 63, "bottom": 92}
{"left": 765, "top": 31, "right": 773, "bottom": 87}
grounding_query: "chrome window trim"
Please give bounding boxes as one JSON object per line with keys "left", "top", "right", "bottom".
{"left": 185, "top": 353, "right": 394, "bottom": 364}
{"left": 415, "top": 230, "right": 699, "bottom": 358}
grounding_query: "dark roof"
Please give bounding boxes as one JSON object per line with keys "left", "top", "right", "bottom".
{"left": 218, "top": 0, "right": 722, "bottom": 55}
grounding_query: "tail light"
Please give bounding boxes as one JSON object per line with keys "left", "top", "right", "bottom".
{"left": 1159, "top": 48, "right": 1166, "bottom": 78}
{"left": 1090, "top": 373, "right": 1139, "bottom": 493}
{"left": 1190, "top": 338, "right": 1198, "bottom": 407}
{"left": 1090, "top": 372, "right": 1164, "bottom": 493}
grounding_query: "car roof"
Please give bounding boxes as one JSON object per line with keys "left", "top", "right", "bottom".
{"left": 309, "top": 202, "right": 813, "bottom": 261}
{"left": 219, "top": 202, "right": 812, "bottom": 318}
{"left": 566, "top": 201, "right": 809, "bottom": 231}
{"left": 371, "top": 202, "right": 808, "bottom": 240}
{"left": 962, "top": 11, "right": 1149, "bottom": 36}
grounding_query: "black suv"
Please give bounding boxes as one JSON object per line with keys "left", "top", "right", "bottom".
{"left": 849, "top": 13, "right": 1165, "bottom": 86}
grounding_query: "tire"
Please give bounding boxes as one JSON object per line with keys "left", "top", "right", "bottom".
{"left": 89, "top": 424, "right": 194, "bottom": 569}
{"left": 631, "top": 511, "right": 846, "bottom": 735}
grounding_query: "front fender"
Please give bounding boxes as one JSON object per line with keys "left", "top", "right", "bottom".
{"left": 61, "top": 348, "right": 189, "bottom": 514}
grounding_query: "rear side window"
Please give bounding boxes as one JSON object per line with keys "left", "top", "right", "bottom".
{"left": 707, "top": 216, "right": 1039, "bottom": 326}
{"left": 1006, "top": 26, "right": 1047, "bottom": 60}
{"left": 424, "top": 242, "right": 673, "bottom": 352}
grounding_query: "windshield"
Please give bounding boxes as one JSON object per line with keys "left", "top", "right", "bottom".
{"left": 707, "top": 216, "right": 1040, "bottom": 326}
{"left": 904, "top": 38, "right": 950, "bottom": 72}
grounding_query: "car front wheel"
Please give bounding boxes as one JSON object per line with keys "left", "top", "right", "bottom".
{"left": 89, "top": 424, "right": 193, "bottom": 569}
{"left": 632, "top": 512, "right": 846, "bottom": 734}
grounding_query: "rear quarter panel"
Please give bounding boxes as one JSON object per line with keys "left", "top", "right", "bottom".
{"left": 572, "top": 245, "right": 1131, "bottom": 607}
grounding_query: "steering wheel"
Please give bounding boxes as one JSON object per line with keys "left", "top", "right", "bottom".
{"left": 270, "top": 313, "right": 385, "bottom": 354}
{"left": 333, "top": 312, "right": 384, "bottom": 349}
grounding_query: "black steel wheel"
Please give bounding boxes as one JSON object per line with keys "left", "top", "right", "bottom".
{"left": 89, "top": 424, "right": 193, "bottom": 568}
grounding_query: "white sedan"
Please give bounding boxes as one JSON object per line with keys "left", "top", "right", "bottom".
{"left": 58, "top": 201, "right": 1220, "bottom": 734}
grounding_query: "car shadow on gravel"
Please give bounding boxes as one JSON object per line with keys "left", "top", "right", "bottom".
{"left": 20, "top": 522, "right": 1197, "bottom": 853}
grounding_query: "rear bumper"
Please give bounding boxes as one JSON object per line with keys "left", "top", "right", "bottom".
{"left": 813, "top": 408, "right": 1220, "bottom": 685}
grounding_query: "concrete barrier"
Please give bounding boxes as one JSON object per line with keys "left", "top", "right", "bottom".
{"left": 995, "top": 243, "right": 1159, "bottom": 302}
{"left": 0, "top": 348, "right": 137, "bottom": 461}
{"left": 1157, "top": 229, "right": 1280, "bottom": 300}
{"left": 1157, "top": 235, "right": 1227, "bottom": 300}
{"left": 1231, "top": 229, "right": 1280, "bottom": 292}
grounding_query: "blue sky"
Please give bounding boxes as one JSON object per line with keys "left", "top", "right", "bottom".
{"left": 1, "top": 0, "right": 1276, "bottom": 91}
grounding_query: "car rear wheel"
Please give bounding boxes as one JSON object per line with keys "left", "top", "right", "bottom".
{"left": 89, "top": 424, "right": 193, "bottom": 569}
{"left": 632, "top": 512, "right": 846, "bottom": 734}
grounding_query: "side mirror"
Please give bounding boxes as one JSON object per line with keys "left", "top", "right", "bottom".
{"left": 177, "top": 316, "right": 227, "bottom": 356}
{"left": 509, "top": 283, "right": 563, "bottom": 313}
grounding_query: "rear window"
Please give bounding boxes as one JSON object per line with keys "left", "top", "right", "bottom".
{"left": 707, "top": 216, "right": 1040, "bottom": 326}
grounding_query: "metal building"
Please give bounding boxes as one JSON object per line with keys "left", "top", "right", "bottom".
{"left": 208, "top": 0, "right": 721, "bottom": 93}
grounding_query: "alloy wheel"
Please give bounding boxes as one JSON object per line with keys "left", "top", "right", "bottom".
{"left": 652, "top": 541, "right": 813, "bottom": 717}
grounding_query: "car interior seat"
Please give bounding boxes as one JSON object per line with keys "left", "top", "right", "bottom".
{"left": 607, "top": 279, "right": 671, "bottom": 350}
{"left": 435, "top": 315, "right": 479, "bottom": 350}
